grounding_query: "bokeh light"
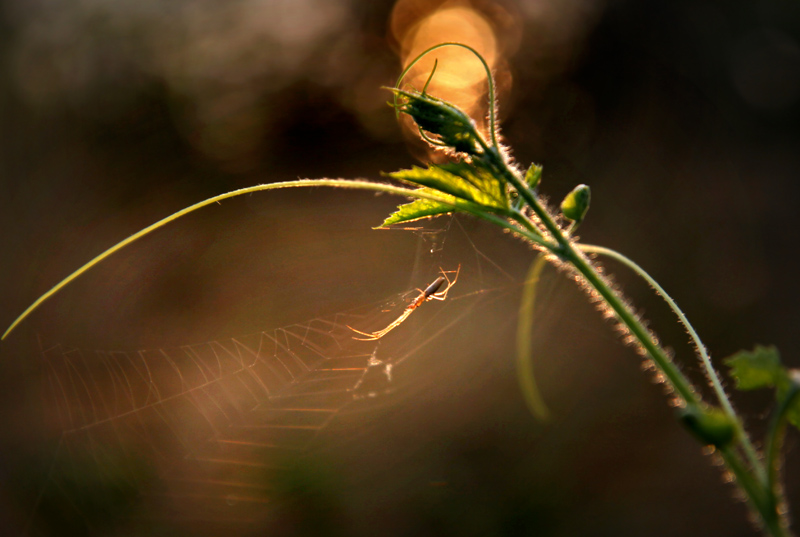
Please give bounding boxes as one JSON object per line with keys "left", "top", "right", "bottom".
{"left": 9, "top": 0, "right": 358, "bottom": 172}
{"left": 390, "top": 0, "right": 521, "bottom": 154}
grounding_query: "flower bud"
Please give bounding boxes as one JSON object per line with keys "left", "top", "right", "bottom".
{"left": 560, "top": 184, "right": 591, "bottom": 223}
{"left": 391, "top": 89, "right": 480, "bottom": 155}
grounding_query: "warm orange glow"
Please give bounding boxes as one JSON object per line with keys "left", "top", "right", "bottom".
{"left": 390, "top": 0, "right": 517, "bottom": 148}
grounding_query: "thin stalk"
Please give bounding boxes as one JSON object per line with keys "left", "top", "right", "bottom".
{"left": 516, "top": 254, "right": 551, "bottom": 420}
{"left": 508, "top": 207, "right": 546, "bottom": 238}
{"left": 765, "top": 380, "right": 800, "bottom": 515}
{"left": 579, "top": 244, "right": 765, "bottom": 479}
{"left": 562, "top": 245, "right": 699, "bottom": 403}
{"left": 1, "top": 178, "right": 543, "bottom": 341}
{"left": 481, "top": 144, "right": 792, "bottom": 534}
{"left": 395, "top": 42, "right": 499, "bottom": 148}
{"left": 720, "top": 445, "right": 792, "bottom": 537}
{"left": 478, "top": 142, "right": 699, "bottom": 402}
{"left": 494, "top": 152, "right": 787, "bottom": 534}
{"left": 518, "top": 184, "right": 786, "bottom": 536}
{"left": 478, "top": 142, "right": 568, "bottom": 250}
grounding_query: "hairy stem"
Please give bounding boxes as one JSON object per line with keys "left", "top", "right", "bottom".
{"left": 765, "top": 380, "right": 800, "bottom": 523}
{"left": 481, "top": 144, "right": 699, "bottom": 402}
{"left": 720, "top": 445, "right": 792, "bottom": 537}
{"left": 476, "top": 125, "right": 788, "bottom": 536}
{"left": 579, "top": 244, "right": 765, "bottom": 480}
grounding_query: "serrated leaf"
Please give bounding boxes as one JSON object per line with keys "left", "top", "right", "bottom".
{"left": 438, "top": 161, "right": 508, "bottom": 207}
{"left": 725, "top": 348, "right": 800, "bottom": 432}
{"left": 387, "top": 163, "right": 507, "bottom": 209}
{"left": 378, "top": 189, "right": 458, "bottom": 227}
{"left": 724, "top": 345, "right": 785, "bottom": 391}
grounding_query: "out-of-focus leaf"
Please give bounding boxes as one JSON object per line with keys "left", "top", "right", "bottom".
{"left": 724, "top": 345, "right": 785, "bottom": 391}
{"left": 783, "top": 370, "right": 800, "bottom": 429}
{"left": 725, "top": 346, "right": 800, "bottom": 431}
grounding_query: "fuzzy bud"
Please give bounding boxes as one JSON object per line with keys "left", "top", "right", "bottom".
{"left": 560, "top": 184, "right": 591, "bottom": 223}
{"left": 391, "top": 89, "right": 480, "bottom": 156}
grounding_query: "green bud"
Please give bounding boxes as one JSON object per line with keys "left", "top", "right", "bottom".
{"left": 560, "top": 184, "right": 591, "bottom": 223}
{"left": 391, "top": 88, "right": 480, "bottom": 155}
{"left": 679, "top": 405, "right": 738, "bottom": 448}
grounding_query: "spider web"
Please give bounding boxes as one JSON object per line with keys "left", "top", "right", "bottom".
{"left": 34, "top": 314, "right": 374, "bottom": 534}
{"left": 13, "top": 217, "right": 519, "bottom": 537}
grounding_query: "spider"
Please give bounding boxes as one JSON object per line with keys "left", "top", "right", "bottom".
{"left": 349, "top": 265, "right": 460, "bottom": 341}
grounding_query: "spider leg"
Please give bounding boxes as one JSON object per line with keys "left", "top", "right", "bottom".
{"left": 430, "top": 264, "right": 460, "bottom": 301}
{"left": 349, "top": 307, "right": 415, "bottom": 341}
{"left": 348, "top": 326, "right": 382, "bottom": 340}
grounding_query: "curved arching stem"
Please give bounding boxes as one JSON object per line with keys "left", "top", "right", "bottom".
{"left": 2, "top": 178, "right": 541, "bottom": 341}
{"left": 394, "top": 42, "right": 499, "bottom": 148}
{"left": 578, "top": 243, "right": 764, "bottom": 480}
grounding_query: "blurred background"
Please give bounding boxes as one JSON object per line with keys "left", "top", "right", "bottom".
{"left": 1, "top": 0, "right": 799, "bottom": 535}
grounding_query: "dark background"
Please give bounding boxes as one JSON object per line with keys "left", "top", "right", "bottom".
{"left": 1, "top": 0, "right": 799, "bottom": 535}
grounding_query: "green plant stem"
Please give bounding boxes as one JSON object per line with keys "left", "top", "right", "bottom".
{"left": 1, "top": 178, "right": 546, "bottom": 341}
{"left": 765, "top": 380, "right": 800, "bottom": 518}
{"left": 476, "top": 135, "right": 791, "bottom": 536}
{"left": 564, "top": 242, "right": 699, "bottom": 402}
{"left": 578, "top": 243, "right": 765, "bottom": 480}
{"left": 516, "top": 254, "right": 551, "bottom": 420}
{"left": 395, "top": 42, "right": 499, "bottom": 148}
{"left": 508, "top": 208, "right": 547, "bottom": 239}
{"left": 720, "top": 445, "right": 792, "bottom": 537}
{"left": 481, "top": 144, "right": 699, "bottom": 402}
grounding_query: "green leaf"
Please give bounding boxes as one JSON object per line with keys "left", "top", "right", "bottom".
{"left": 725, "top": 347, "right": 800, "bottom": 431}
{"left": 379, "top": 189, "right": 458, "bottom": 227}
{"left": 438, "top": 161, "right": 508, "bottom": 207}
{"left": 387, "top": 163, "right": 507, "bottom": 209}
{"left": 524, "top": 163, "right": 542, "bottom": 189}
{"left": 724, "top": 345, "right": 785, "bottom": 391}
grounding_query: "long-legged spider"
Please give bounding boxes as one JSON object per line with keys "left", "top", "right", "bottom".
{"left": 349, "top": 265, "right": 460, "bottom": 341}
